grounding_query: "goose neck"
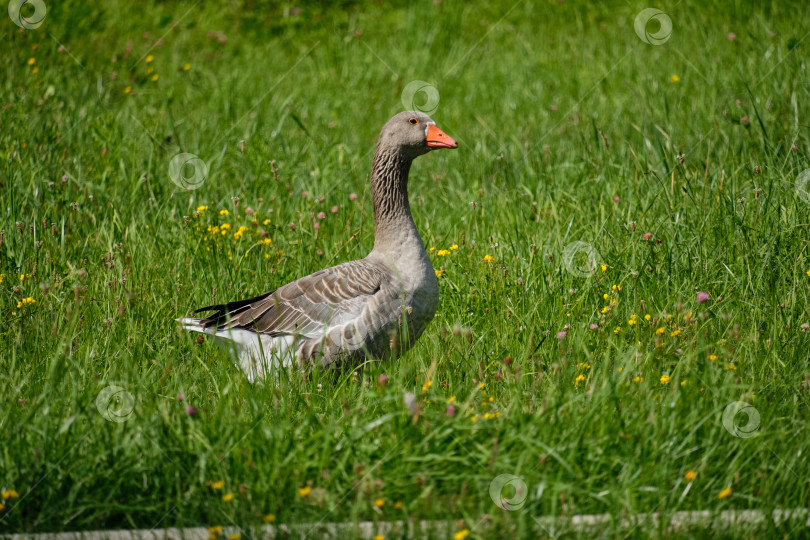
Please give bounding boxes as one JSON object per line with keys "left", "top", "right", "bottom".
{"left": 370, "top": 145, "right": 417, "bottom": 250}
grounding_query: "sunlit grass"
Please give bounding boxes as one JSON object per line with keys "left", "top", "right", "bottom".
{"left": 2, "top": 0, "right": 810, "bottom": 537}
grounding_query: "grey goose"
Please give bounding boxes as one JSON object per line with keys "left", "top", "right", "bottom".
{"left": 180, "top": 111, "right": 458, "bottom": 382}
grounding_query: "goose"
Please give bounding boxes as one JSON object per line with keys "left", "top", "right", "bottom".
{"left": 179, "top": 111, "right": 458, "bottom": 381}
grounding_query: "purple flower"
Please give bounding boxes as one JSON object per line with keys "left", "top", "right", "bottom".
{"left": 696, "top": 292, "right": 710, "bottom": 304}
{"left": 589, "top": 324, "right": 599, "bottom": 330}
{"left": 377, "top": 374, "right": 389, "bottom": 389}
{"left": 446, "top": 404, "right": 456, "bottom": 417}
{"left": 317, "top": 211, "right": 326, "bottom": 220}
{"left": 186, "top": 405, "right": 198, "bottom": 417}
{"left": 643, "top": 232, "right": 652, "bottom": 241}
{"left": 176, "top": 393, "right": 184, "bottom": 402}
{"left": 349, "top": 193, "right": 358, "bottom": 201}
{"left": 556, "top": 331, "right": 567, "bottom": 339}
{"left": 740, "top": 116, "right": 749, "bottom": 125}
{"left": 728, "top": 32, "right": 736, "bottom": 41}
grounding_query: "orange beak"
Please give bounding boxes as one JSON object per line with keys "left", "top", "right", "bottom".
{"left": 426, "top": 124, "right": 458, "bottom": 149}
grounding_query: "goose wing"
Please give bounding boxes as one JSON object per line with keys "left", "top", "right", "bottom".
{"left": 192, "top": 259, "right": 394, "bottom": 342}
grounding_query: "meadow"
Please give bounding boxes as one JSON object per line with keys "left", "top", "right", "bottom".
{"left": 2, "top": 0, "right": 810, "bottom": 537}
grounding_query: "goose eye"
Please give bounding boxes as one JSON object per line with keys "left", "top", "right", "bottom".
{"left": 409, "top": 117, "right": 418, "bottom": 125}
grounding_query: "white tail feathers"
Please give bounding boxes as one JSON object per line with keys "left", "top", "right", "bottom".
{"left": 177, "top": 318, "right": 296, "bottom": 382}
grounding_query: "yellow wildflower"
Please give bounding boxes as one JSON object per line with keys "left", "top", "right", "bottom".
{"left": 27, "top": 57, "right": 35, "bottom": 65}
{"left": 0, "top": 274, "right": 5, "bottom": 283}
{"left": 145, "top": 55, "right": 154, "bottom": 63}
{"left": 455, "top": 530, "right": 470, "bottom": 540}
{"left": 374, "top": 499, "right": 384, "bottom": 508}
{"left": 264, "top": 514, "right": 276, "bottom": 523}
{"left": 603, "top": 293, "right": 609, "bottom": 300}
{"left": 124, "top": 86, "right": 132, "bottom": 94}
{"left": 671, "top": 74, "right": 680, "bottom": 82}
{"left": 233, "top": 225, "right": 250, "bottom": 239}
{"left": 483, "top": 255, "right": 494, "bottom": 262}
{"left": 421, "top": 380, "right": 432, "bottom": 392}
{"left": 374, "top": 536, "right": 384, "bottom": 540}
{"left": 219, "top": 209, "right": 229, "bottom": 216}
{"left": 614, "top": 327, "right": 621, "bottom": 334}
{"left": 151, "top": 74, "right": 159, "bottom": 81}
{"left": 228, "top": 534, "right": 241, "bottom": 540}
{"left": 628, "top": 318, "right": 636, "bottom": 326}
{"left": 428, "top": 247, "right": 436, "bottom": 253}
{"left": 718, "top": 487, "right": 732, "bottom": 499}
{"left": 435, "top": 269, "right": 444, "bottom": 277}
{"left": 660, "top": 374, "right": 671, "bottom": 385}
{"left": 197, "top": 205, "right": 208, "bottom": 212}
{"left": 449, "top": 244, "right": 459, "bottom": 250}
{"left": 299, "top": 486, "right": 311, "bottom": 497}
{"left": 208, "top": 526, "right": 223, "bottom": 534}
{"left": 394, "top": 501, "right": 403, "bottom": 509}
{"left": 16, "top": 297, "right": 36, "bottom": 308}
{"left": 655, "top": 327, "right": 665, "bottom": 335}
{"left": 601, "top": 306, "right": 609, "bottom": 314}
{"left": 184, "top": 63, "right": 191, "bottom": 71}
{"left": 709, "top": 354, "right": 718, "bottom": 361}
{"left": 436, "top": 249, "right": 450, "bottom": 256}
{"left": 575, "top": 374, "right": 586, "bottom": 385}
{"left": 600, "top": 264, "right": 607, "bottom": 272}
{"left": 684, "top": 470, "right": 696, "bottom": 482}
{"left": 471, "top": 415, "right": 479, "bottom": 424}
{"left": 2, "top": 490, "right": 20, "bottom": 499}
{"left": 211, "top": 480, "right": 225, "bottom": 490}
{"left": 633, "top": 376, "right": 643, "bottom": 383}
{"left": 222, "top": 492, "right": 235, "bottom": 502}
{"left": 263, "top": 219, "right": 271, "bottom": 225}
{"left": 670, "top": 330, "right": 681, "bottom": 337}
{"left": 644, "top": 314, "right": 651, "bottom": 321}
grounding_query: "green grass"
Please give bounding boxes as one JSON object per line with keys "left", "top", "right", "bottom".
{"left": 2, "top": 0, "right": 810, "bottom": 537}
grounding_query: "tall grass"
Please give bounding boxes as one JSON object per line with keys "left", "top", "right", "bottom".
{"left": 1, "top": 0, "right": 809, "bottom": 537}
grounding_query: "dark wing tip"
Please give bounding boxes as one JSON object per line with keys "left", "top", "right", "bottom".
{"left": 189, "top": 290, "right": 276, "bottom": 330}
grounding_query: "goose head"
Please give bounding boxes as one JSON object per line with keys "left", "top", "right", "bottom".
{"left": 378, "top": 111, "right": 458, "bottom": 159}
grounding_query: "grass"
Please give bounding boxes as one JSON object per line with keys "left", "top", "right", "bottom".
{"left": 2, "top": 0, "right": 810, "bottom": 537}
